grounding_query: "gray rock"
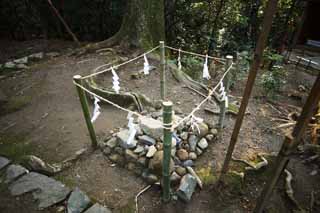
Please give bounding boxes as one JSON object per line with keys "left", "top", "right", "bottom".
{"left": 13, "top": 57, "right": 28, "bottom": 64}
{"left": 198, "top": 138, "right": 208, "bottom": 150}
{"left": 126, "top": 162, "right": 136, "bottom": 171}
{"left": 9, "top": 172, "right": 70, "bottom": 209}
{"left": 28, "top": 52, "right": 44, "bottom": 61}
{"left": 151, "top": 111, "right": 162, "bottom": 119}
{"left": 205, "top": 134, "right": 214, "bottom": 142}
{"left": 67, "top": 187, "right": 91, "bottom": 213}
{"left": 170, "top": 172, "right": 181, "bottom": 184}
{"left": 177, "top": 149, "right": 189, "bottom": 161}
{"left": 188, "top": 152, "right": 197, "bottom": 160}
{"left": 146, "top": 145, "right": 157, "bottom": 158}
{"left": 133, "top": 145, "right": 144, "bottom": 154}
{"left": 176, "top": 166, "right": 187, "bottom": 176}
{"left": 116, "top": 129, "right": 137, "bottom": 149}
{"left": 124, "top": 149, "right": 138, "bottom": 162}
{"left": 108, "top": 154, "right": 124, "bottom": 165}
{"left": 0, "top": 156, "right": 10, "bottom": 170}
{"left": 210, "top": 128, "right": 218, "bottom": 136}
{"left": 139, "top": 117, "right": 163, "bottom": 140}
{"left": 5, "top": 164, "right": 28, "bottom": 183}
{"left": 142, "top": 171, "right": 158, "bottom": 185}
{"left": 138, "top": 135, "right": 156, "bottom": 146}
{"left": 137, "top": 157, "right": 147, "bottom": 167}
{"left": 174, "top": 107, "right": 183, "bottom": 115}
{"left": 149, "top": 151, "right": 174, "bottom": 176}
{"left": 21, "top": 155, "right": 55, "bottom": 176}
{"left": 182, "top": 160, "right": 194, "bottom": 167}
{"left": 180, "top": 132, "right": 189, "bottom": 141}
{"left": 196, "top": 148, "right": 203, "bottom": 156}
{"left": 106, "top": 137, "right": 118, "bottom": 149}
{"left": 171, "top": 148, "right": 176, "bottom": 157}
{"left": 84, "top": 203, "right": 112, "bottom": 213}
{"left": 194, "top": 122, "right": 209, "bottom": 138}
{"left": 188, "top": 135, "right": 198, "bottom": 152}
{"left": 177, "top": 174, "right": 197, "bottom": 202}
{"left": 114, "top": 147, "right": 124, "bottom": 155}
{"left": 102, "top": 147, "right": 111, "bottom": 156}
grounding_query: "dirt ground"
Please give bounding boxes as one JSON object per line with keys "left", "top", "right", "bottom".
{"left": 0, "top": 39, "right": 319, "bottom": 213}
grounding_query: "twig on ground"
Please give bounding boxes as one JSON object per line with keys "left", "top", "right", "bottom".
{"left": 135, "top": 185, "right": 152, "bottom": 213}
{"left": 284, "top": 169, "right": 302, "bottom": 210}
{"left": 0, "top": 122, "right": 16, "bottom": 133}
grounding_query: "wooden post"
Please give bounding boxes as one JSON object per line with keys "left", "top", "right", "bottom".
{"left": 218, "top": 55, "right": 233, "bottom": 130}
{"left": 254, "top": 73, "right": 320, "bottom": 213}
{"left": 220, "top": 0, "right": 279, "bottom": 177}
{"left": 160, "top": 41, "right": 166, "bottom": 100}
{"left": 162, "top": 101, "right": 173, "bottom": 202}
{"left": 73, "top": 75, "right": 98, "bottom": 148}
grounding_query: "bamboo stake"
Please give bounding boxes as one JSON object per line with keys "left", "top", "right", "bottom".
{"left": 160, "top": 41, "right": 166, "bottom": 100}
{"left": 254, "top": 73, "right": 320, "bottom": 213}
{"left": 47, "top": 0, "right": 80, "bottom": 46}
{"left": 219, "top": 0, "right": 279, "bottom": 178}
{"left": 73, "top": 75, "right": 98, "bottom": 148}
{"left": 162, "top": 101, "right": 173, "bottom": 202}
{"left": 218, "top": 55, "right": 233, "bottom": 130}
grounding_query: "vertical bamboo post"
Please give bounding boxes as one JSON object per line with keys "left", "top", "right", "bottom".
{"left": 218, "top": 55, "right": 233, "bottom": 130}
{"left": 254, "top": 73, "right": 320, "bottom": 213}
{"left": 220, "top": 0, "right": 279, "bottom": 178}
{"left": 160, "top": 41, "right": 166, "bottom": 100}
{"left": 73, "top": 75, "right": 98, "bottom": 148}
{"left": 162, "top": 101, "right": 173, "bottom": 202}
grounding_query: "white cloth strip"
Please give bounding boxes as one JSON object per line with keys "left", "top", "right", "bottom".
{"left": 112, "top": 67, "right": 120, "bottom": 94}
{"left": 165, "top": 45, "right": 226, "bottom": 64}
{"left": 82, "top": 45, "right": 160, "bottom": 80}
{"left": 202, "top": 55, "right": 211, "bottom": 80}
{"left": 178, "top": 49, "right": 182, "bottom": 70}
{"left": 143, "top": 54, "right": 150, "bottom": 75}
{"left": 91, "top": 96, "right": 101, "bottom": 123}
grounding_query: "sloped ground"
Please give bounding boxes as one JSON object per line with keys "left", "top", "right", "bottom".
{"left": 0, "top": 39, "right": 319, "bottom": 212}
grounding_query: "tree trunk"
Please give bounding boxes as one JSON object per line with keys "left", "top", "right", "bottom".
{"left": 92, "top": 0, "right": 165, "bottom": 50}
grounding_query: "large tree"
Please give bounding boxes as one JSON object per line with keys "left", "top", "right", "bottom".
{"left": 87, "top": 0, "right": 165, "bottom": 51}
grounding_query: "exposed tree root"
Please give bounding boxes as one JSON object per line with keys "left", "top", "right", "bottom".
{"left": 232, "top": 153, "right": 268, "bottom": 171}
{"left": 284, "top": 169, "right": 303, "bottom": 211}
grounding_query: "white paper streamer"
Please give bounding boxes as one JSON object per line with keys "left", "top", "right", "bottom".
{"left": 218, "top": 82, "right": 229, "bottom": 108}
{"left": 112, "top": 67, "right": 120, "bottom": 94}
{"left": 187, "top": 114, "right": 204, "bottom": 135}
{"left": 202, "top": 55, "right": 210, "bottom": 80}
{"left": 91, "top": 96, "right": 101, "bottom": 123}
{"left": 178, "top": 49, "right": 182, "bottom": 70}
{"left": 127, "top": 112, "right": 136, "bottom": 145}
{"left": 143, "top": 54, "right": 150, "bottom": 75}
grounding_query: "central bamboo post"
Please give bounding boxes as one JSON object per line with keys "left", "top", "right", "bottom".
{"left": 162, "top": 101, "right": 173, "bottom": 202}
{"left": 160, "top": 41, "right": 166, "bottom": 100}
{"left": 218, "top": 55, "right": 233, "bottom": 130}
{"left": 73, "top": 75, "right": 98, "bottom": 148}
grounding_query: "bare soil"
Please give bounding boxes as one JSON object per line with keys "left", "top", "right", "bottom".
{"left": 0, "top": 39, "right": 319, "bottom": 213}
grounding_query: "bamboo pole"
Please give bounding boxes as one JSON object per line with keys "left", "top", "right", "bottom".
{"left": 47, "top": 0, "right": 80, "bottom": 46}
{"left": 160, "top": 41, "right": 166, "bottom": 100}
{"left": 254, "top": 73, "right": 320, "bottom": 213}
{"left": 73, "top": 75, "right": 98, "bottom": 148}
{"left": 162, "top": 101, "right": 173, "bottom": 202}
{"left": 218, "top": 55, "right": 233, "bottom": 130}
{"left": 220, "top": 0, "right": 279, "bottom": 177}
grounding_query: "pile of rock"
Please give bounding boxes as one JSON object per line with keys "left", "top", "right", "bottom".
{"left": 99, "top": 111, "right": 218, "bottom": 202}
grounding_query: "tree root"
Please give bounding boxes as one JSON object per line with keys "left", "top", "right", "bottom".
{"left": 284, "top": 169, "right": 303, "bottom": 211}
{"left": 232, "top": 153, "right": 268, "bottom": 171}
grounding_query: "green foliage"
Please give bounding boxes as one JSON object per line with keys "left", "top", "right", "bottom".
{"left": 180, "top": 56, "right": 203, "bottom": 80}
{"left": 260, "top": 65, "right": 287, "bottom": 98}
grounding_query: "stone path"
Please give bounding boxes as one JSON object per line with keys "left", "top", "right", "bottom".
{"left": 0, "top": 156, "right": 112, "bottom": 213}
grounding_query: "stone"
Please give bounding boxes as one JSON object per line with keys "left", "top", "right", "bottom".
{"left": 188, "top": 135, "right": 198, "bottom": 152}
{"left": 176, "top": 166, "right": 187, "bottom": 176}
{"left": 5, "top": 164, "right": 28, "bottom": 183}
{"left": 210, "top": 128, "right": 218, "bottom": 136}
{"left": 174, "top": 107, "right": 183, "bottom": 115}
{"left": 14, "top": 57, "right": 28, "bottom": 64}
{"left": 177, "top": 174, "right": 197, "bottom": 202}
{"left": 126, "top": 162, "right": 136, "bottom": 171}
{"left": 114, "top": 147, "right": 124, "bottom": 155}
{"left": 196, "top": 148, "right": 203, "bottom": 156}
{"left": 16, "top": 64, "right": 29, "bottom": 69}
{"left": 171, "top": 137, "right": 177, "bottom": 148}
{"left": 0, "top": 156, "right": 10, "bottom": 170}
{"left": 116, "top": 129, "right": 137, "bottom": 149}
{"left": 149, "top": 151, "right": 174, "bottom": 176}
{"left": 106, "top": 137, "right": 118, "bottom": 149}
{"left": 189, "top": 152, "right": 197, "bottom": 160}
{"left": 21, "top": 155, "right": 55, "bottom": 176}
{"left": 205, "top": 134, "right": 214, "bottom": 142}
{"left": 137, "top": 157, "right": 147, "bottom": 167}
{"left": 67, "top": 187, "right": 91, "bottom": 213}
{"left": 9, "top": 172, "right": 70, "bottom": 209}
{"left": 109, "top": 154, "right": 124, "bottom": 165}
{"left": 198, "top": 138, "right": 208, "bottom": 150}
{"left": 28, "top": 52, "right": 44, "bottom": 61}
{"left": 180, "top": 142, "right": 190, "bottom": 151}
{"left": 124, "top": 149, "right": 138, "bottom": 162}
{"left": 139, "top": 117, "right": 163, "bottom": 140}
{"left": 171, "top": 148, "right": 176, "bottom": 157}
{"left": 136, "top": 125, "right": 144, "bottom": 136}
{"left": 151, "top": 111, "right": 162, "bottom": 119}
{"left": 156, "top": 142, "right": 163, "bottom": 151}
{"left": 146, "top": 145, "right": 157, "bottom": 158}
{"left": 194, "top": 122, "right": 209, "bottom": 138}
{"left": 84, "top": 203, "right": 112, "bottom": 213}
{"left": 142, "top": 171, "right": 158, "bottom": 185}
{"left": 180, "top": 132, "right": 189, "bottom": 141}
{"left": 170, "top": 172, "right": 181, "bottom": 184}
{"left": 177, "top": 149, "right": 189, "bottom": 161}
{"left": 46, "top": 52, "right": 60, "bottom": 57}
{"left": 182, "top": 160, "right": 194, "bottom": 167}
{"left": 133, "top": 145, "right": 144, "bottom": 154}
{"left": 138, "top": 135, "right": 156, "bottom": 146}
{"left": 102, "top": 147, "right": 111, "bottom": 156}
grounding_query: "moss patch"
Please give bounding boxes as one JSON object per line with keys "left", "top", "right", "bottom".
{"left": 196, "top": 165, "right": 218, "bottom": 186}
{"left": 0, "top": 133, "right": 32, "bottom": 162}
{"left": 0, "top": 95, "right": 31, "bottom": 115}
